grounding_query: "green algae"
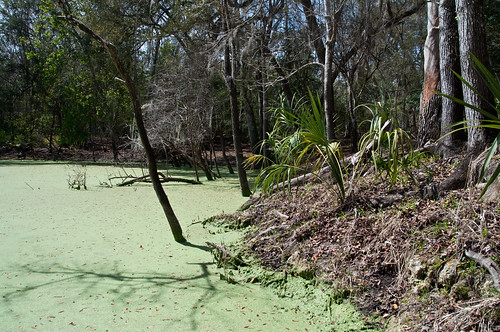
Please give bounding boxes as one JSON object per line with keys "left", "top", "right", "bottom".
{"left": 208, "top": 242, "right": 380, "bottom": 332}
{"left": 0, "top": 161, "right": 374, "bottom": 331}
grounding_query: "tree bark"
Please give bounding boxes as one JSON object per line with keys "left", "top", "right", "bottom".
{"left": 456, "top": 0, "right": 494, "bottom": 152}
{"left": 439, "top": 0, "right": 465, "bottom": 157}
{"left": 323, "top": 0, "right": 344, "bottom": 141}
{"left": 242, "top": 86, "right": 260, "bottom": 151}
{"left": 346, "top": 82, "right": 359, "bottom": 152}
{"left": 222, "top": 0, "right": 251, "bottom": 197}
{"left": 57, "top": 2, "right": 186, "bottom": 242}
{"left": 418, "top": 0, "right": 441, "bottom": 147}
{"left": 225, "top": 44, "right": 252, "bottom": 197}
{"left": 299, "top": 0, "right": 326, "bottom": 65}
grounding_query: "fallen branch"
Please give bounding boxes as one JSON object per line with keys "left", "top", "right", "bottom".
{"left": 111, "top": 172, "right": 202, "bottom": 186}
{"left": 465, "top": 249, "right": 500, "bottom": 292}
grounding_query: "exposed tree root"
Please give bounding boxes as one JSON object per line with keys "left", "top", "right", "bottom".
{"left": 206, "top": 241, "right": 246, "bottom": 268}
{"left": 437, "top": 297, "right": 500, "bottom": 331}
{"left": 465, "top": 249, "right": 500, "bottom": 292}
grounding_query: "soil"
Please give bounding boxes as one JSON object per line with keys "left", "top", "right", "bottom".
{"left": 210, "top": 154, "right": 500, "bottom": 331}
{"left": 0, "top": 144, "right": 145, "bottom": 162}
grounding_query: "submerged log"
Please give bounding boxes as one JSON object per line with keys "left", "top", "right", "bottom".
{"left": 111, "top": 172, "right": 202, "bottom": 186}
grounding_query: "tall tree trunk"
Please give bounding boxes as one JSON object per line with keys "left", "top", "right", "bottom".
{"left": 258, "top": 73, "right": 269, "bottom": 160}
{"left": 324, "top": 44, "right": 336, "bottom": 141}
{"left": 456, "top": 0, "right": 494, "bottom": 152}
{"left": 299, "top": 0, "right": 326, "bottom": 65}
{"left": 323, "top": 0, "right": 338, "bottom": 141}
{"left": 57, "top": 4, "right": 186, "bottom": 243}
{"left": 242, "top": 86, "right": 260, "bottom": 151}
{"left": 347, "top": 82, "right": 358, "bottom": 152}
{"left": 418, "top": 0, "right": 441, "bottom": 147}
{"left": 222, "top": 0, "right": 251, "bottom": 197}
{"left": 224, "top": 43, "right": 252, "bottom": 197}
{"left": 439, "top": 0, "right": 465, "bottom": 157}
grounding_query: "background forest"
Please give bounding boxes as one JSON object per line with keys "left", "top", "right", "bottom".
{"left": 0, "top": 0, "right": 499, "bottom": 180}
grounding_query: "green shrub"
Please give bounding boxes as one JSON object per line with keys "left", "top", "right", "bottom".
{"left": 246, "top": 92, "right": 345, "bottom": 202}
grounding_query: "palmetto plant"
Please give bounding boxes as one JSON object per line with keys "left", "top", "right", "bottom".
{"left": 245, "top": 92, "right": 345, "bottom": 203}
{"left": 440, "top": 53, "right": 500, "bottom": 198}
{"left": 357, "top": 102, "right": 422, "bottom": 187}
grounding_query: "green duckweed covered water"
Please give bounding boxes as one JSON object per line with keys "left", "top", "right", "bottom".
{"left": 0, "top": 161, "right": 376, "bottom": 331}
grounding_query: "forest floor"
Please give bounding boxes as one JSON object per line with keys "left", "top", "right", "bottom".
{"left": 207, "top": 154, "right": 500, "bottom": 331}
{"left": 0, "top": 144, "right": 144, "bottom": 162}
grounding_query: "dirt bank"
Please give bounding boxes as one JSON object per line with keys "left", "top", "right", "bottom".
{"left": 213, "top": 155, "right": 500, "bottom": 331}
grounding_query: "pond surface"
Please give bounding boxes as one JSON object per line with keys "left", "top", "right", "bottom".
{"left": 0, "top": 161, "right": 370, "bottom": 331}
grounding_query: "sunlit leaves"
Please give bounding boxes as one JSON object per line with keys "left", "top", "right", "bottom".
{"left": 247, "top": 93, "right": 346, "bottom": 202}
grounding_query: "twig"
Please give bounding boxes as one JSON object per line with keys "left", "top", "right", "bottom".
{"left": 206, "top": 241, "right": 246, "bottom": 267}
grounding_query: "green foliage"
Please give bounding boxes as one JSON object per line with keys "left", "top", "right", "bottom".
{"left": 246, "top": 92, "right": 345, "bottom": 202}
{"left": 357, "top": 102, "right": 423, "bottom": 187}
{"left": 440, "top": 54, "right": 500, "bottom": 198}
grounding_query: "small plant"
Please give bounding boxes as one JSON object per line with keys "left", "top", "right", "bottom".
{"left": 356, "top": 102, "right": 423, "bottom": 187}
{"left": 67, "top": 165, "right": 87, "bottom": 190}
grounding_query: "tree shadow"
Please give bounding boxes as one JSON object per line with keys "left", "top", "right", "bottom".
{"left": 180, "top": 241, "right": 211, "bottom": 252}
{"left": 1, "top": 259, "right": 239, "bottom": 331}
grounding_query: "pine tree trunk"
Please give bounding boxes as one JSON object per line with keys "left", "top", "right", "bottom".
{"left": 418, "top": 0, "right": 441, "bottom": 147}
{"left": 456, "top": 0, "right": 493, "bottom": 152}
{"left": 439, "top": 0, "right": 465, "bottom": 157}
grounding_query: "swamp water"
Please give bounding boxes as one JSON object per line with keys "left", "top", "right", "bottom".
{"left": 0, "top": 161, "right": 374, "bottom": 331}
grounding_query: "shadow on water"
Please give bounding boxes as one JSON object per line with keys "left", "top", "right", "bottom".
{"left": 1, "top": 259, "right": 234, "bottom": 331}
{"left": 181, "top": 241, "right": 211, "bottom": 252}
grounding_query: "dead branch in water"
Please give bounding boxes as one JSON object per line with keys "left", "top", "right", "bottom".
{"left": 110, "top": 172, "right": 202, "bottom": 186}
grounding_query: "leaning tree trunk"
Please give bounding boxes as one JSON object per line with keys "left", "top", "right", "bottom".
{"left": 456, "top": 0, "right": 494, "bottom": 153}
{"left": 418, "top": 0, "right": 441, "bottom": 147}
{"left": 57, "top": 3, "right": 186, "bottom": 243}
{"left": 439, "top": 0, "right": 465, "bottom": 157}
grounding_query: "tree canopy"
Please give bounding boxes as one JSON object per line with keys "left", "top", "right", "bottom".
{"left": 1, "top": 0, "right": 498, "bottom": 165}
